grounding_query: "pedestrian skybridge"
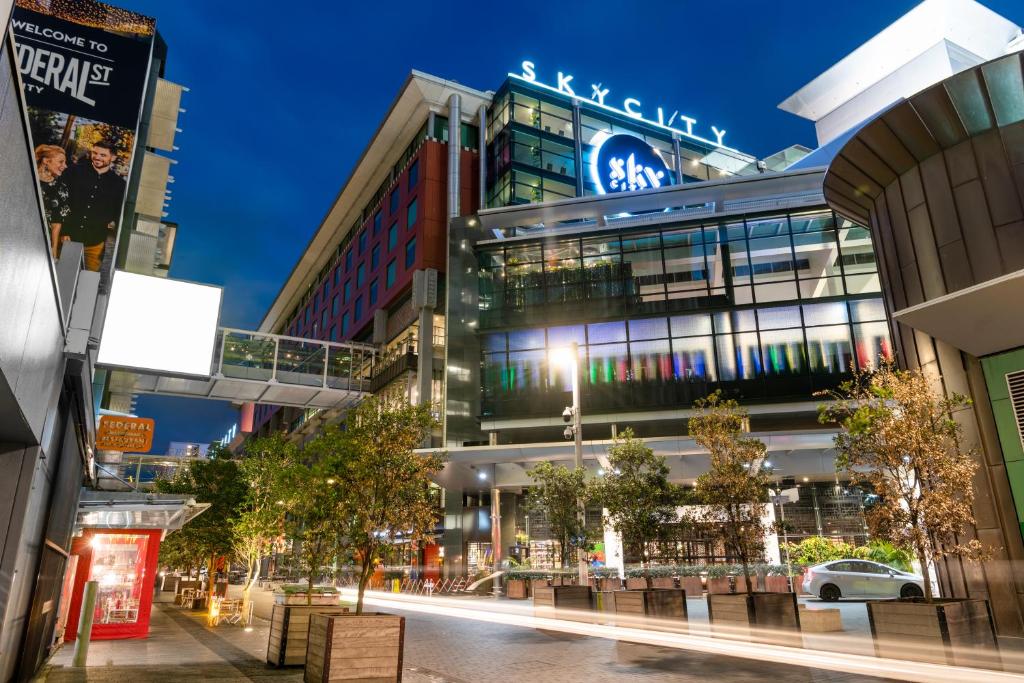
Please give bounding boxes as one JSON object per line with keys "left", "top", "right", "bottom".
{"left": 119, "top": 328, "right": 378, "bottom": 410}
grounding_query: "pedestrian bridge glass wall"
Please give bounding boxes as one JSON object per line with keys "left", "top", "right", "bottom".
{"left": 477, "top": 210, "right": 890, "bottom": 418}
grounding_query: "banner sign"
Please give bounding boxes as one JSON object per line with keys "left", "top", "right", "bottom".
{"left": 12, "top": 0, "right": 155, "bottom": 273}
{"left": 96, "top": 415, "right": 155, "bottom": 452}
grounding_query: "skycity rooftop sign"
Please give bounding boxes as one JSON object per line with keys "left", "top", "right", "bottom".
{"left": 511, "top": 61, "right": 730, "bottom": 149}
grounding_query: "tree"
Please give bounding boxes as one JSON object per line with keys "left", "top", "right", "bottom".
{"left": 525, "top": 462, "right": 594, "bottom": 569}
{"left": 817, "top": 363, "right": 985, "bottom": 602}
{"left": 155, "top": 444, "right": 245, "bottom": 588}
{"left": 595, "top": 429, "right": 681, "bottom": 586}
{"left": 232, "top": 433, "right": 297, "bottom": 619}
{"left": 689, "top": 392, "right": 769, "bottom": 595}
{"left": 281, "top": 456, "right": 345, "bottom": 605}
{"left": 312, "top": 397, "right": 444, "bottom": 614}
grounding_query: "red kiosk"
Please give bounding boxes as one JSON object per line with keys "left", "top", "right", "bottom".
{"left": 62, "top": 491, "right": 207, "bottom": 641}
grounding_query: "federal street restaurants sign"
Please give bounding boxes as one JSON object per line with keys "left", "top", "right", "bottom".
{"left": 590, "top": 132, "right": 671, "bottom": 195}
{"left": 96, "top": 415, "right": 155, "bottom": 452}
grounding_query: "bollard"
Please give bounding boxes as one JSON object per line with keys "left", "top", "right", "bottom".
{"left": 72, "top": 581, "right": 98, "bottom": 667}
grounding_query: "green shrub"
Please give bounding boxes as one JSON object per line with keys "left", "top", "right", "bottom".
{"left": 504, "top": 568, "right": 551, "bottom": 581}
{"left": 280, "top": 584, "right": 338, "bottom": 595}
{"left": 705, "top": 564, "right": 736, "bottom": 578}
{"left": 677, "top": 564, "right": 705, "bottom": 577}
{"left": 783, "top": 536, "right": 855, "bottom": 566}
{"left": 765, "top": 564, "right": 791, "bottom": 576}
{"left": 624, "top": 564, "right": 676, "bottom": 578}
{"left": 592, "top": 567, "right": 619, "bottom": 579}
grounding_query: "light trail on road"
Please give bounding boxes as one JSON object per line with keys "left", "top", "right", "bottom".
{"left": 340, "top": 589, "right": 1023, "bottom": 683}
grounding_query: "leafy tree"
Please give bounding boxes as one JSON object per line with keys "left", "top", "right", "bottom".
{"left": 782, "top": 536, "right": 854, "bottom": 567}
{"left": 595, "top": 429, "right": 682, "bottom": 586}
{"left": 232, "top": 433, "right": 297, "bottom": 618}
{"left": 818, "top": 363, "right": 985, "bottom": 602}
{"left": 689, "top": 393, "right": 770, "bottom": 595}
{"left": 311, "top": 397, "right": 444, "bottom": 614}
{"left": 155, "top": 444, "right": 245, "bottom": 588}
{"left": 525, "top": 462, "right": 594, "bottom": 570}
{"left": 281, "top": 457, "right": 345, "bottom": 605}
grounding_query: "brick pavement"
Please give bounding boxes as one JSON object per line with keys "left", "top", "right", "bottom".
{"left": 37, "top": 602, "right": 892, "bottom": 683}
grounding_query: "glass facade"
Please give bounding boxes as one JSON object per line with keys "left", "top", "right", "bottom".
{"left": 485, "top": 79, "right": 758, "bottom": 208}
{"left": 476, "top": 210, "right": 891, "bottom": 418}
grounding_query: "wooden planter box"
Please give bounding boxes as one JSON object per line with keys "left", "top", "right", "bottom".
{"left": 707, "top": 592, "right": 801, "bottom": 645}
{"left": 679, "top": 576, "right": 703, "bottom": 597}
{"left": 706, "top": 577, "right": 733, "bottom": 594}
{"left": 867, "top": 598, "right": 999, "bottom": 669}
{"left": 305, "top": 612, "right": 404, "bottom": 682}
{"left": 505, "top": 579, "right": 530, "bottom": 599}
{"left": 798, "top": 605, "right": 842, "bottom": 632}
{"left": 764, "top": 576, "right": 791, "bottom": 593}
{"left": 267, "top": 604, "right": 351, "bottom": 667}
{"left": 596, "top": 577, "right": 623, "bottom": 591}
{"left": 651, "top": 576, "right": 676, "bottom": 589}
{"left": 614, "top": 588, "right": 688, "bottom": 623}
{"left": 275, "top": 592, "right": 340, "bottom": 606}
{"left": 529, "top": 578, "right": 551, "bottom": 594}
{"left": 625, "top": 577, "right": 648, "bottom": 590}
{"left": 533, "top": 585, "right": 592, "bottom": 617}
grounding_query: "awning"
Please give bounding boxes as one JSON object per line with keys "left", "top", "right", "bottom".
{"left": 75, "top": 489, "right": 210, "bottom": 532}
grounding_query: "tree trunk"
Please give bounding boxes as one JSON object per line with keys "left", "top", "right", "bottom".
{"left": 307, "top": 571, "right": 314, "bottom": 606}
{"left": 917, "top": 546, "right": 933, "bottom": 603}
{"left": 240, "top": 555, "right": 258, "bottom": 626}
{"left": 356, "top": 554, "right": 374, "bottom": 615}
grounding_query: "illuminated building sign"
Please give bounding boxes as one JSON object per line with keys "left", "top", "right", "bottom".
{"left": 511, "top": 60, "right": 729, "bottom": 148}
{"left": 590, "top": 133, "right": 670, "bottom": 195}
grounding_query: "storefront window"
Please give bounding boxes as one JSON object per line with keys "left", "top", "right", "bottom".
{"left": 89, "top": 534, "right": 148, "bottom": 625}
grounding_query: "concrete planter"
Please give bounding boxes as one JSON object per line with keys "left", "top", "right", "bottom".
{"left": 867, "top": 598, "right": 999, "bottom": 669}
{"left": 267, "top": 604, "right": 351, "bottom": 667}
{"left": 614, "top": 588, "right": 688, "bottom": 624}
{"left": 764, "top": 576, "right": 791, "bottom": 593}
{"left": 533, "top": 585, "right": 592, "bottom": 618}
{"left": 304, "top": 612, "right": 404, "bottom": 682}
{"left": 707, "top": 592, "right": 801, "bottom": 645}
{"left": 505, "top": 579, "right": 530, "bottom": 599}
{"left": 679, "top": 576, "right": 703, "bottom": 597}
{"left": 706, "top": 577, "right": 733, "bottom": 594}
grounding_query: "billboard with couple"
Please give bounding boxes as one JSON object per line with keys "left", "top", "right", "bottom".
{"left": 12, "top": 0, "right": 156, "bottom": 275}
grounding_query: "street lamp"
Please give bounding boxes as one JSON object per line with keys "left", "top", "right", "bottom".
{"left": 549, "top": 342, "right": 588, "bottom": 585}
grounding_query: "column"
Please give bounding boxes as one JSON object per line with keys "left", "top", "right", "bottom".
{"left": 602, "top": 510, "right": 625, "bottom": 578}
{"left": 447, "top": 93, "right": 461, "bottom": 218}
{"left": 477, "top": 104, "right": 487, "bottom": 210}
{"left": 572, "top": 101, "right": 583, "bottom": 196}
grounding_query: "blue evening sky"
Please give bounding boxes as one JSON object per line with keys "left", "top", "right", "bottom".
{"left": 126, "top": 0, "right": 1024, "bottom": 452}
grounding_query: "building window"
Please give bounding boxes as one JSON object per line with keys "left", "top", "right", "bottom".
{"left": 373, "top": 211, "right": 382, "bottom": 235}
{"left": 343, "top": 280, "right": 351, "bottom": 304}
{"left": 357, "top": 263, "right": 365, "bottom": 288}
{"left": 359, "top": 230, "right": 367, "bottom": 254}
{"left": 305, "top": 306, "right": 311, "bottom": 324}
{"left": 330, "top": 326, "right": 337, "bottom": 341}
{"left": 371, "top": 244, "right": 380, "bottom": 270}
{"left": 332, "top": 294, "right": 339, "bottom": 317}
{"left": 345, "top": 250, "right": 352, "bottom": 271}
{"left": 405, "top": 237, "right": 416, "bottom": 268}
{"left": 390, "top": 189, "right": 400, "bottom": 215}
{"left": 312, "top": 292, "right": 319, "bottom": 310}
{"left": 407, "top": 198, "right": 418, "bottom": 230}
{"left": 354, "top": 296, "right": 363, "bottom": 321}
{"left": 388, "top": 222, "right": 398, "bottom": 251}
{"left": 333, "top": 266, "right": 340, "bottom": 287}
{"left": 341, "top": 313, "right": 349, "bottom": 336}
{"left": 408, "top": 159, "right": 418, "bottom": 189}
{"left": 321, "top": 309, "right": 328, "bottom": 332}
{"left": 369, "top": 279, "right": 378, "bottom": 305}
{"left": 386, "top": 260, "right": 397, "bottom": 288}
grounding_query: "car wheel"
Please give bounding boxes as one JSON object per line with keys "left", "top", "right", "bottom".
{"left": 819, "top": 583, "right": 841, "bottom": 602}
{"left": 900, "top": 584, "right": 923, "bottom": 599}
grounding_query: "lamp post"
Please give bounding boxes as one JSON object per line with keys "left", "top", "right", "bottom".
{"left": 550, "top": 342, "right": 589, "bottom": 586}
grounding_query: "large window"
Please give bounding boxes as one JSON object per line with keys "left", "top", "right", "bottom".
{"left": 371, "top": 244, "right": 380, "bottom": 271}
{"left": 373, "top": 211, "right": 382, "bottom": 235}
{"left": 407, "top": 159, "right": 418, "bottom": 189}
{"left": 480, "top": 298, "right": 890, "bottom": 418}
{"left": 386, "top": 259, "right": 397, "bottom": 288}
{"left": 354, "top": 296, "right": 363, "bottom": 321}
{"left": 389, "top": 189, "right": 400, "bottom": 216}
{"left": 369, "top": 279, "right": 378, "bottom": 305}
{"left": 388, "top": 223, "right": 398, "bottom": 251}
{"left": 478, "top": 210, "right": 880, "bottom": 328}
{"left": 407, "top": 198, "right": 418, "bottom": 229}
{"left": 358, "top": 230, "right": 367, "bottom": 254}
{"left": 356, "top": 263, "right": 365, "bottom": 288}
{"left": 406, "top": 237, "right": 416, "bottom": 268}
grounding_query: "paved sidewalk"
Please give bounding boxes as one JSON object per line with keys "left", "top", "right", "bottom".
{"left": 37, "top": 602, "right": 893, "bottom": 683}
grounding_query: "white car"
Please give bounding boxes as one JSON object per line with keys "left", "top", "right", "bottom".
{"left": 802, "top": 559, "right": 925, "bottom": 601}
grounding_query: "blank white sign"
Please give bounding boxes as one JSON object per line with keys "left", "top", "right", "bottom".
{"left": 97, "top": 270, "right": 222, "bottom": 377}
